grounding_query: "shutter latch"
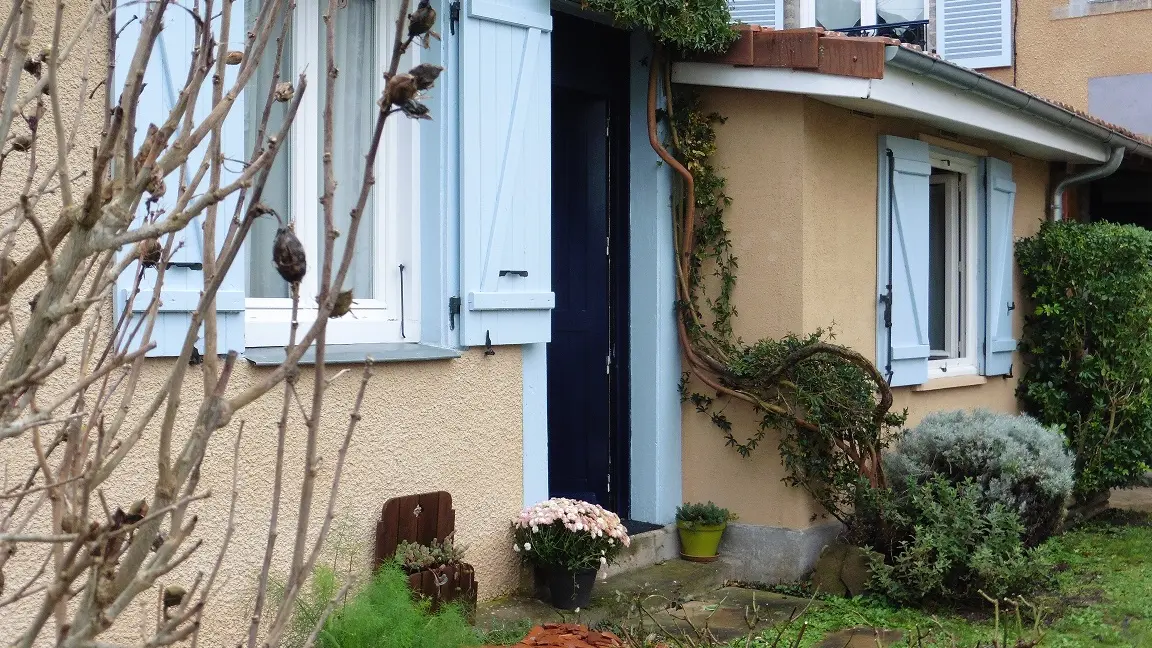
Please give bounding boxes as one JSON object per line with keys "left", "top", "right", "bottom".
{"left": 879, "top": 292, "right": 892, "bottom": 329}
{"left": 448, "top": 296, "right": 461, "bottom": 330}
{"left": 449, "top": 1, "right": 461, "bottom": 35}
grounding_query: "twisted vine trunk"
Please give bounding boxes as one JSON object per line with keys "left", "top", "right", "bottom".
{"left": 645, "top": 47, "right": 894, "bottom": 492}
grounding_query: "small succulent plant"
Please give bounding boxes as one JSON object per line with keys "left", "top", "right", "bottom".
{"left": 394, "top": 536, "right": 467, "bottom": 573}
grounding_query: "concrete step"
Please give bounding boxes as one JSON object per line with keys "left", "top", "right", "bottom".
{"left": 600, "top": 524, "right": 678, "bottom": 579}
{"left": 475, "top": 559, "right": 726, "bottom": 632}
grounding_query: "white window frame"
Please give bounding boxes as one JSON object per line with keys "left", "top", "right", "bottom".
{"left": 799, "top": 0, "right": 929, "bottom": 28}
{"left": 245, "top": 0, "right": 422, "bottom": 347}
{"left": 926, "top": 149, "right": 978, "bottom": 378}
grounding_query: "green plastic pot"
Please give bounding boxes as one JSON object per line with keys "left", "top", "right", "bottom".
{"left": 677, "top": 521, "right": 727, "bottom": 562}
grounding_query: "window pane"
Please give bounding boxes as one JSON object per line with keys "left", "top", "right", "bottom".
{"left": 877, "top": 0, "right": 924, "bottom": 23}
{"left": 928, "top": 180, "right": 946, "bottom": 355}
{"left": 323, "top": 0, "right": 376, "bottom": 298}
{"left": 247, "top": 4, "right": 293, "bottom": 299}
{"left": 815, "top": 0, "right": 861, "bottom": 29}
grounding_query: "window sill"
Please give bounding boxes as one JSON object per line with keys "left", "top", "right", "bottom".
{"left": 1052, "top": 0, "right": 1152, "bottom": 19}
{"left": 244, "top": 343, "right": 461, "bottom": 367}
{"left": 912, "top": 374, "right": 988, "bottom": 392}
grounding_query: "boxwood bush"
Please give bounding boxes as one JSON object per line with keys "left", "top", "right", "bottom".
{"left": 885, "top": 409, "right": 1074, "bottom": 547}
{"left": 1016, "top": 220, "right": 1152, "bottom": 496}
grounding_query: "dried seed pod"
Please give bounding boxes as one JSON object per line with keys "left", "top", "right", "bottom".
{"left": 22, "top": 58, "right": 41, "bottom": 77}
{"left": 384, "top": 73, "right": 418, "bottom": 106}
{"left": 123, "top": 499, "right": 148, "bottom": 524}
{"left": 402, "top": 100, "right": 431, "bottom": 120}
{"left": 163, "top": 585, "right": 186, "bottom": 609}
{"left": 138, "top": 239, "right": 162, "bottom": 268}
{"left": 272, "top": 224, "right": 307, "bottom": 284}
{"left": 28, "top": 290, "right": 40, "bottom": 312}
{"left": 408, "top": 0, "right": 436, "bottom": 41}
{"left": 133, "top": 124, "right": 158, "bottom": 170}
{"left": 60, "top": 512, "right": 80, "bottom": 533}
{"left": 11, "top": 135, "right": 32, "bottom": 153}
{"left": 409, "top": 63, "right": 443, "bottom": 90}
{"left": 146, "top": 175, "right": 166, "bottom": 199}
{"left": 330, "top": 290, "right": 353, "bottom": 318}
{"left": 249, "top": 202, "right": 276, "bottom": 217}
{"left": 224, "top": 50, "right": 244, "bottom": 65}
{"left": 274, "top": 81, "right": 295, "bottom": 103}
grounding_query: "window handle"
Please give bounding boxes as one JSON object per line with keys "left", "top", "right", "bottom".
{"left": 499, "top": 270, "right": 528, "bottom": 277}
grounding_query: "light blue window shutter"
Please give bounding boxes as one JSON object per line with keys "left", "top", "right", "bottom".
{"left": 876, "top": 136, "right": 931, "bottom": 387}
{"left": 728, "top": 0, "right": 783, "bottom": 29}
{"left": 982, "top": 157, "right": 1017, "bottom": 376}
{"left": 113, "top": 1, "right": 246, "bottom": 357}
{"left": 459, "top": 0, "right": 555, "bottom": 346}
{"left": 937, "top": 0, "right": 1012, "bottom": 69}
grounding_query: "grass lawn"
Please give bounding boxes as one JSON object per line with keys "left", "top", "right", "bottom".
{"left": 756, "top": 510, "right": 1152, "bottom": 647}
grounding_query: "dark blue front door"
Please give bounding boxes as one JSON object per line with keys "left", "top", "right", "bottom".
{"left": 548, "top": 11, "right": 630, "bottom": 513}
{"left": 549, "top": 89, "right": 611, "bottom": 506}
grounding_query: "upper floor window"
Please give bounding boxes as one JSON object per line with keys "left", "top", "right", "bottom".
{"left": 796, "top": 0, "right": 1012, "bottom": 69}
{"left": 803, "top": 0, "right": 928, "bottom": 29}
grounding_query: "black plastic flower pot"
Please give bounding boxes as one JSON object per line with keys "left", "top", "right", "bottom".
{"left": 544, "top": 566, "right": 597, "bottom": 610}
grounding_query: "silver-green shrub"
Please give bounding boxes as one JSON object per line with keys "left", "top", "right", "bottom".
{"left": 885, "top": 409, "right": 1074, "bottom": 546}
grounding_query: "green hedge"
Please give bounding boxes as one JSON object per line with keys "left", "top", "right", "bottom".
{"left": 1016, "top": 220, "right": 1152, "bottom": 496}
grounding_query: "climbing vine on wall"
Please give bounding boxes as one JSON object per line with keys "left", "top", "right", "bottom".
{"left": 650, "top": 67, "right": 906, "bottom": 522}
{"left": 578, "top": 0, "right": 738, "bottom": 53}
{"left": 580, "top": 0, "right": 904, "bottom": 522}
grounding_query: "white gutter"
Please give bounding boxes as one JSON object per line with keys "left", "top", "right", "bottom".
{"left": 672, "top": 46, "right": 1152, "bottom": 165}
{"left": 672, "top": 61, "right": 1109, "bottom": 163}
{"left": 884, "top": 46, "right": 1152, "bottom": 161}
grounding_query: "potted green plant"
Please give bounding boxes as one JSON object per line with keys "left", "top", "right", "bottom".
{"left": 676, "top": 501, "right": 736, "bottom": 562}
{"left": 511, "top": 498, "right": 631, "bottom": 610}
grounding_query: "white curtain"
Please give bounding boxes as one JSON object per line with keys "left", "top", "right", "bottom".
{"left": 246, "top": 3, "right": 293, "bottom": 299}
{"left": 815, "top": 0, "right": 861, "bottom": 28}
{"left": 325, "top": 0, "right": 377, "bottom": 298}
{"left": 878, "top": 0, "right": 925, "bottom": 23}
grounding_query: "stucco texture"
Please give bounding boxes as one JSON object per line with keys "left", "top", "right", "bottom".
{"left": 1012, "top": 0, "right": 1152, "bottom": 112}
{"left": 681, "top": 88, "right": 1046, "bottom": 528}
{"left": 2, "top": 348, "right": 525, "bottom": 645}
{"left": 0, "top": 2, "right": 526, "bottom": 644}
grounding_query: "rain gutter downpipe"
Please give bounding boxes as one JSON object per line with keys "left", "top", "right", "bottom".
{"left": 1051, "top": 147, "right": 1125, "bottom": 221}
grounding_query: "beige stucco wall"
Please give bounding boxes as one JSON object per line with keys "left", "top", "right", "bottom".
{"left": 1009, "top": 1, "right": 1152, "bottom": 112}
{"left": 681, "top": 88, "right": 1047, "bottom": 529}
{"left": 116, "top": 350, "right": 525, "bottom": 645}
{"left": 2, "top": 351, "right": 525, "bottom": 645}
{"left": 0, "top": 3, "right": 525, "bottom": 645}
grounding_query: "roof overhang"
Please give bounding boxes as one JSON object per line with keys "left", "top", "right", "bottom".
{"left": 673, "top": 46, "right": 1152, "bottom": 164}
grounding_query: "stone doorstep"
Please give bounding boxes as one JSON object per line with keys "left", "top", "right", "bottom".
{"left": 600, "top": 524, "right": 679, "bottom": 580}
{"left": 476, "top": 559, "right": 729, "bottom": 633}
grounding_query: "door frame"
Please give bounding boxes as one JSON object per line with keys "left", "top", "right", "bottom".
{"left": 522, "top": 13, "right": 682, "bottom": 525}
{"left": 548, "top": 9, "right": 632, "bottom": 517}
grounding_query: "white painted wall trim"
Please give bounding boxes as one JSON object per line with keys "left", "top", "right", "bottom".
{"left": 672, "top": 62, "right": 1110, "bottom": 163}
{"left": 522, "top": 343, "right": 549, "bottom": 507}
{"left": 628, "top": 32, "right": 682, "bottom": 525}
